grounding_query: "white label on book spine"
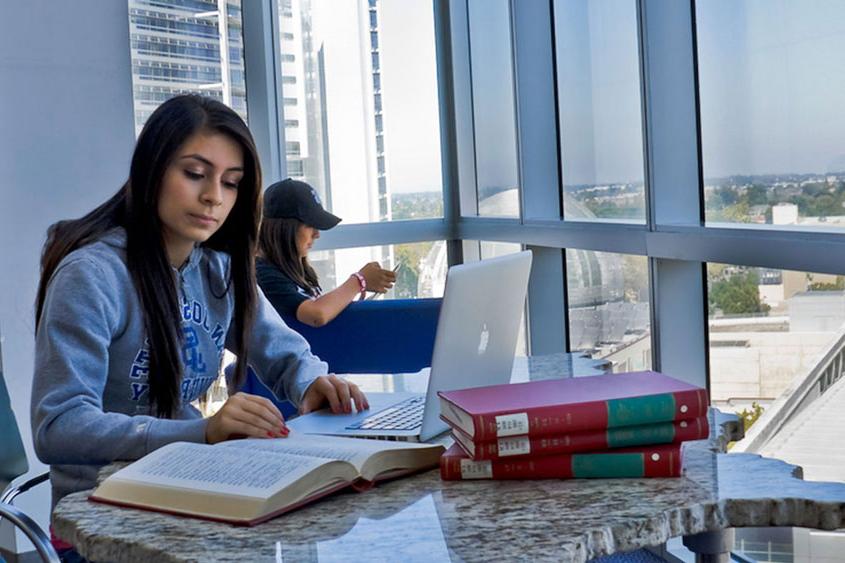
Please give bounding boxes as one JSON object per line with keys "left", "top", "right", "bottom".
{"left": 495, "top": 413, "right": 529, "bottom": 437}
{"left": 497, "top": 436, "right": 531, "bottom": 457}
{"left": 460, "top": 459, "right": 493, "bottom": 479}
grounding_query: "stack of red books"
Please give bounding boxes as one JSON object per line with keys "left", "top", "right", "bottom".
{"left": 437, "top": 371, "right": 709, "bottom": 481}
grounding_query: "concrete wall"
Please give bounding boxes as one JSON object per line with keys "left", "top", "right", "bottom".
{"left": 0, "top": 1, "right": 135, "bottom": 553}
{"left": 709, "top": 332, "right": 836, "bottom": 403}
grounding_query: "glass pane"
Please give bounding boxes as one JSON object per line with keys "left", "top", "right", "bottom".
{"left": 128, "top": 0, "right": 248, "bottom": 135}
{"left": 708, "top": 263, "right": 845, "bottom": 415}
{"left": 278, "top": 0, "right": 444, "bottom": 224}
{"left": 698, "top": 1, "right": 845, "bottom": 230}
{"left": 566, "top": 250, "right": 651, "bottom": 371}
{"left": 311, "top": 241, "right": 446, "bottom": 300}
{"left": 467, "top": 0, "right": 520, "bottom": 218}
{"left": 710, "top": 267, "right": 845, "bottom": 556}
{"left": 555, "top": 0, "right": 645, "bottom": 222}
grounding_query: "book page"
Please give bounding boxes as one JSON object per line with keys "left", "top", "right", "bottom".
{"left": 109, "top": 442, "right": 331, "bottom": 498}
{"left": 222, "top": 432, "right": 437, "bottom": 473}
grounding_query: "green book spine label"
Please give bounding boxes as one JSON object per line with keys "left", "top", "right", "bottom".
{"left": 572, "top": 453, "right": 644, "bottom": 478}
{"left": 606, "top": 423, "right": 675, "bottom": 448}
{"left": 606, "top": 394, "right": 676, "bottom": 427}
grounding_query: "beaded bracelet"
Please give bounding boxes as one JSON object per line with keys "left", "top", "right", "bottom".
{"left": 351, "top": 272, "right": 367, "bottom": 300}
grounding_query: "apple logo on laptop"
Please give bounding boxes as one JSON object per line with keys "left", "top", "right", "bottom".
{"left": 477, "top": 323, "right": 490, "bottom": 355}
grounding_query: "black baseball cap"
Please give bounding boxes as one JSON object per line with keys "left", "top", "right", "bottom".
{"left": 262, "top": 178, "right": 341, "bottom": 230}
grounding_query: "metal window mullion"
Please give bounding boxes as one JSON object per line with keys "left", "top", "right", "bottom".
{"left": 443, "top": 0, "right": 479, "bottom": 222}
{"left": 457, "top": 217, "right": 649, "bottom": 255}
{"left": 512, "top": 0, "right": 566, "bottom": 353}
{"left": 640, "top": 0, "right": 707, "bottom": 387}
{"left": 434, "top": 0, "right": 469, "bottom": 267}
{"left": 241, "top": 0, "right": 286, "bottom": 184}
{"left": 314, "top": 219, "right": 450, "bottom": 252}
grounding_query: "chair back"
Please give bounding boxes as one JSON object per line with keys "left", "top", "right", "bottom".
{"left": 0, "top": 334, "right": 29, "bottom": 492}
{"left": 282, "top": 297, "right": 442, "bottom": 374}
{"left": 234, "top": 297, "right": 442, "bottom": 415}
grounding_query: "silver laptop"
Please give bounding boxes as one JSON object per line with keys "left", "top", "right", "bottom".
{"left": 288, "top": 250, "right": 533, "bottom": 442}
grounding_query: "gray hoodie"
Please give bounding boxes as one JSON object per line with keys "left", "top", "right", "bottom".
{"left": 31, "top": 228, "right": 327, "bottom": 508}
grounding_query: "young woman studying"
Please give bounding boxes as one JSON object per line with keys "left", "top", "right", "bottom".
{"left": 30, "top": 95, "right": 366, "bottom": 556}
{"left": 256, "top": 178, "right": 397, "bottom": 328}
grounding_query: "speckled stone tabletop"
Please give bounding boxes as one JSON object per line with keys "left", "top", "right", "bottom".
{"left": 52, "top": 356, "right": 845, "bottom": 563}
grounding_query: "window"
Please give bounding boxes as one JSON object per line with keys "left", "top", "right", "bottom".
{"left": 277, "top": 0, "right": 443, "bottom": 224}
{"left": 127, "top": 0, "right": 248, "bottom": 135}
{"left": 698, "top": 1, "right": 845, "bottom": 230}
{"left": 467, "top": 0, "right": 520, "bottom": 218}
{"left": 285, "top": 141, "right": 301, "bottom": 156}
{"left": 554, "top": 0, "right": 645, "bottom": 222}
{"left": 707, "top": 263, "right": 845, "bottom": 412}
{"left": 310, "top": 242, "right": 447, "bottom": 301}
{"left": 567, "top": 250, "right": 651, "bottom": 372}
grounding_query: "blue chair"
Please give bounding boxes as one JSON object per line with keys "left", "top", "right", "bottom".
{"left": 239, "top": 298, "right": 442, "bottom": 415}
{"left": 1, "top": 338, "right": 60, "bottom": 562}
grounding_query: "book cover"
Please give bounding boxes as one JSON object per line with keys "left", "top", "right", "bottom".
{"left": 439, "top": 442, "right": 683, "bottom": 481}
{"left": 89, "top": 433, "right": 444, "bottom": 526}
{"left": 438, "top": 371, "right": 708, "bottom": 441}
{"left": 448, "top": 416, "right": 708, "bottom": 460}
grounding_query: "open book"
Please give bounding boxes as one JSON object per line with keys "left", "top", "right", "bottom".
{"left": 90, "top": 433, "right": 444, "bottom": 526}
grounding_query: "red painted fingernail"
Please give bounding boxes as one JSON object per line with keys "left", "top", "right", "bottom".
{"left": 266, "top": 431, "right": 274, "bottom": 438}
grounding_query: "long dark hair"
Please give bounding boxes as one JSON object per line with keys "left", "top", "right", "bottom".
{"left": 35, "top": 95, "right": 261, "bottom": 418}
{"left": 258, "top": 218, "right": 321, "bottom": 297}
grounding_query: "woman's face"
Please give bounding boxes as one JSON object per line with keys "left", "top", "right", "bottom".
{"left": 158, "top": 130, "right": 244, "bottom": 266}
{"left": 295, "top": 223, "right": 320, "bottom": 258}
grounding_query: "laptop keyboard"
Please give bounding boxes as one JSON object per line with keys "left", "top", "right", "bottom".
{"left": 345, "top": 396, "right": 425, "bottom": 431}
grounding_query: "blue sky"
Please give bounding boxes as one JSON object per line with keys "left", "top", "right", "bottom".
{"left": 361, "top": 0, "right": 845, "bottom": 191}
{"left": 697, "top": 0, "right": 845, "bottom": 179}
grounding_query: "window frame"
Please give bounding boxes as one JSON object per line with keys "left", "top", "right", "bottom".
{"left": 239, "top": 0, "right": 845, "bottom": 391}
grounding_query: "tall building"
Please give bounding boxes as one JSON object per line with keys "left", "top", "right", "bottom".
{"left": 128, "top": 0, "right": 247, "bottom": 135}
{"left": 128, "top": 0, "right": 393, "bottom": 287}
{"left": 279, "top": 0, "right": 394, "bottom": 282}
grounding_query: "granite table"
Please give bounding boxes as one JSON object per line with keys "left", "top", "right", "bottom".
{"left": 53, "top": 356, "right": 845, "bottom": 562}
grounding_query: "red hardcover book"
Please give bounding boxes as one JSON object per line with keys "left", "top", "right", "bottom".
{"left": 437, "top": 371, "right": 708, "bottom": 441}
{"left": 448, "top": 416, "right": 709, "bottom": 461}
{"left": 439, "top": 442, "right": 683, "bottom": 481}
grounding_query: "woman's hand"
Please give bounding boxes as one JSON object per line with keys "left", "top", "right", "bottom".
{"left": 358, "top": 262, "right": 396, "bottom": 294}
{"left": 205, "top": 392, "right": 289, "bottom": 444}
{"left": 300, "top": 374, "right": 370, "bottom": 415}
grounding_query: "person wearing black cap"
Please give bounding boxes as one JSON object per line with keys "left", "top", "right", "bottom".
{"left": 257, "top": 178, "right": 396, "bottom": 327}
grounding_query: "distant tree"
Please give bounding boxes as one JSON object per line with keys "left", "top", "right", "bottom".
{"left": 746, "top": 184, "right": 768, "bottom": 206}
{"left": 808, "top": 275, "right": 845, "bottom": 291}
{"left": 715, "top": 186, "right": 738, "bottom": 206}
{"left": 739, "top": 402, "right": 765, "bottom": 432}
{"left": 393, "top": 242, "right": 434, "bottom": 298}
{"left": 709, "top": 270, "right": 770, "bottom": 315}
{"left": 728, "top": 402, "right": 765, "bottom": 450}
